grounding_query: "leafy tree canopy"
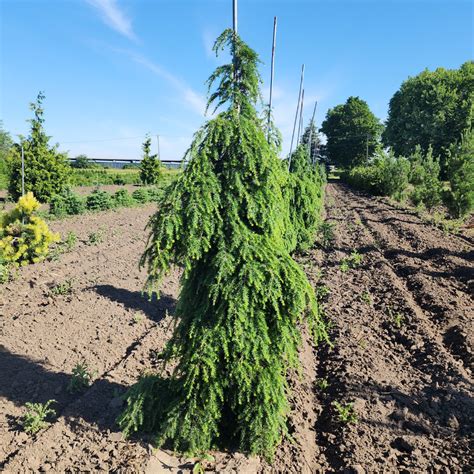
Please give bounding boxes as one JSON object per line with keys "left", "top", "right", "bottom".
{"left": 383, "top": 61, "right": 474, "bottom": 173}
{"left": 321, "top": 96, "right": 383, "bottom": 168}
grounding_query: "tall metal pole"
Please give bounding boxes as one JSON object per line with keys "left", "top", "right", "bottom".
{"left": 308, "top": 101, "right": 317, "bottom": 164}
{"left": 233, "top": 0, "right": 238, "bottom": 34}
{"left": 297, "top": 88, "right": 305, "bottom": 144}
{"left": 289, "top": 64, "right": 305, "bottom": 164}
{"left": 157, "top": 134, "right": 161, "bottom": 160}
{"left": 267, "top": 16, "right": 278, "bottom": 140}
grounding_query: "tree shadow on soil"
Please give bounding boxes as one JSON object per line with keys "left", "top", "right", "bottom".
{"left": 0, "top": 346, "right": 130, "bottom": 436}
{"left": 92, "top": 285, "right": 176, "bottom": 322}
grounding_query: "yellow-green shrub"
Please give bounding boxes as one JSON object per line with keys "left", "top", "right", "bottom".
{"left": 0, "top": 192, "right": 59, "bottom": 265}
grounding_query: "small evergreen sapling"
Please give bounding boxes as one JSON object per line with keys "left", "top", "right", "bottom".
{"left": 118, "top": 30, "right": 328, "bottom": 460}
{"left": 139, "top": 136, "right": 162, "bottom": 186}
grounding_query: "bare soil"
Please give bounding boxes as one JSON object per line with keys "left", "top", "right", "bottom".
{"left": 0, "top": 183, "right": 472, "bottom": 472}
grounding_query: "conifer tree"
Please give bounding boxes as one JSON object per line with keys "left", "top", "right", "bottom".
{"left": 288, "top": 143, "right": 324, "bottom": 251}
{"left": 301, "top": 121, "right": 321, "bottom": 164}
{"left": 118, "top": 30, "right": 327, "bottom": 459}
{"left": 139, "top": 136, "right": 162, "bottom": 185}
{"left": 7, "top": 92, "right": 71, "bottom": 202}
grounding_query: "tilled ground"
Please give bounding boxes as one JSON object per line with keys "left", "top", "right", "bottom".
{"left": 0, "top": 183, "right": 472, "bottom": 472}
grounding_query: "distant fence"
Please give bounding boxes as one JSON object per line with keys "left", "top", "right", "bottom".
{"left": 69, "top": 157, "right": 185, "bottom": 169}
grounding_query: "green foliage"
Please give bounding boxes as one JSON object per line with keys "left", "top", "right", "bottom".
{"left": 50, "top": 190, "right": 86, "bottom": 217}
{"left": 85, "top": 189, "right": 113, "bottom": 211}
{"left": 22, "top": 399, "right": 56, "bottom": 434}
{"left": 343, "top": 150, "right": 410, "bottom": 201}
{"left": 444, "top": 128, "right": 474, "bottom": 218}
{"left": 321, "top": 96, "right": 383, "bottom": 168}
{"left": 72, "top": 154, "right": 100, "bottom": 169}
{"left": 332, "top": 401, "right": 357, "bottom": 424}
{"left": 132, "top": 188, "right": 150, "bottom": 204}
{"left": 119, "top": 30, "right": 327, "bottom": 460}
{"left": 0, "top": 192, "right": 60, "bottom": 265}
{"left": 318, "top": 221, "right": 335, "bottom": 249}
{"left": 287, "top": 145, "right": 324, "bottom": 252}
{"left": 87, "top": 230, "right": 104, "bottom": 245}
{"left": 0, "top": 258, "right": 11, "bottom": 284}
{"left": 113, "top": 189, "right": 136, "bottom": 207}
{"left": 140, "top": 136, "right": 162, "bottom": 185}
{"left": 0, "top": 121, "right": 13, "bottom": 190}
{"left": 7, "top": 92, "right": 71, "bottom": 202}
{"left": 300, "top": 121, "right": 322, "bottom": 164}
{"left": 383, "top": 61, "right": 474, "bottom": 175}
{"left": 50, "top": 279, "right": 73, "bottom": 296}
{"left": 340, "top": 250, "right": 363, "bottom": 272}
{"left": 70, "top": 168, "right": 141, "bottom": 186}
{"left": 68, "top": 362, "right": 96, "bottom": 393}
{"left": 316, "top": 378, "right": 329, "bottom": 390}
{"left": 408, "top": 146, "right": 443, "bottom": 210}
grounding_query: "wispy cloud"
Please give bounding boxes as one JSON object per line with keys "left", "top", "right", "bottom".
{"left": 118, "top": 50, "right": 207, "bottom": 116}
{"left": 85, "top": 0, "right": 137, "bottom": 41}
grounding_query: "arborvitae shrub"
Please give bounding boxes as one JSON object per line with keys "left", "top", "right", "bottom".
{"left": 118, "top": 29, "right": 327, "bottom": 460}
{"left": 50, "top": 190, "right": 85, "bottom": 217}
{"left": 7, "top": 93, "right": 71, "bottom": 202}
{"left": 0, "top": 192, "right": 59, "bottom": 265}
{"left": 288, "top": 144, "right": 324, "bottom": 251}
{"left": 85, "top": 189, "right": 113, "bottom": 211}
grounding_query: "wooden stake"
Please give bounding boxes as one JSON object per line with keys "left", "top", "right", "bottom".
{"left": 289, "top": 64, "right": 305, "bottom": 165}
{"left": 267, "top": 16, "right": 278, "bottom": 140}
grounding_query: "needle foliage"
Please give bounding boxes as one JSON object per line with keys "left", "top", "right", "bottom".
{"left": 118, "top": 30, "right": 327, "bottom": 460}
{"left": 287, "top": 144, "right": 325, "bottom": 252}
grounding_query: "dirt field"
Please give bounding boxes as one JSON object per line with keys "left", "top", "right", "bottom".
{"left": 0, "top": 183, "right": 472, "bottom": 472}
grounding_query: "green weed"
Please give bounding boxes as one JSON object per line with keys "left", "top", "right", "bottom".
{"left": 316, "top": 378, "right": 330, "bottom": 390}
{"left": 50, "top": 279, "right": 73, "bottom": 296}
{"left": 332, "top": 401, "right": 357, "bottom": 424}
{"left": 192, "top": 453, "right": 215, "bottom": 474}
{"left": 87, "top": 230, "right": 104, "bottom": 245}
{"left": 360, "top": 290, "right": 372, "bottom": 305}
{"left": 22, "top": 400, "right": 56, "bottom": 434}
{"left": 318, "top": 221, "right": 336, "bottom": 248}
{"left": 68, "top": 362, "right": 96, "bottom": 393}
{"left": 316, "top": 285, "right": 331, "bottom": 301}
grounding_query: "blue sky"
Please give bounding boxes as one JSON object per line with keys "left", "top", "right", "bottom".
{"left": 1, "top": 0, "right": 472, "bottom": 160}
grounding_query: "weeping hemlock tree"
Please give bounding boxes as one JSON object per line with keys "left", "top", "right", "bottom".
{"left": 118, "top": 30, "right": 327, "bottom": 459}
{"left": 288, "top": 143, "right": 325, "bottom": 252}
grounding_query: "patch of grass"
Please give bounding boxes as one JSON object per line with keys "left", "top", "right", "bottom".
{"left": 68, "top": 362, "right": 96, "bottom": 393}
{"left": 22, "top": 400, "right": 56, "bottom": 434}
{"left": 332, "top": 401, "right": 357, "bottom": 424}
